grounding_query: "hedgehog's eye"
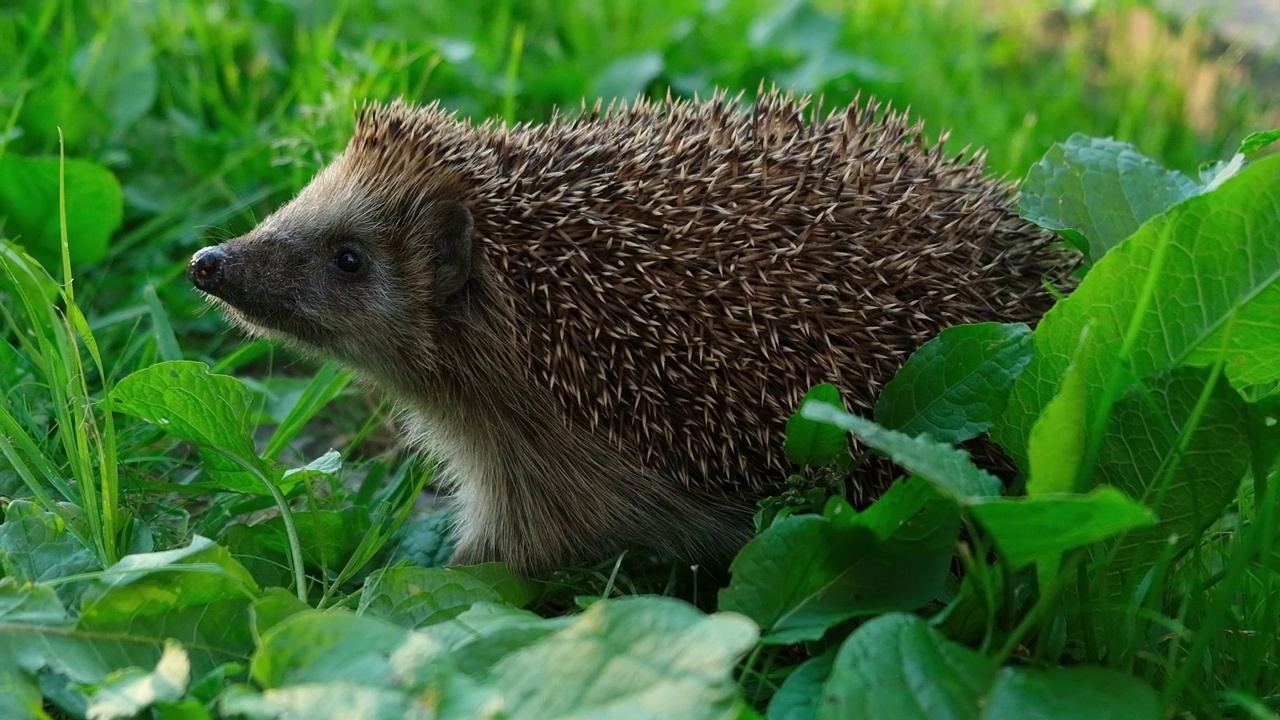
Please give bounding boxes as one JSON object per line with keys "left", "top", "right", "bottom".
{"left": 333, "top": 248, "right": 363, "bottom": 276}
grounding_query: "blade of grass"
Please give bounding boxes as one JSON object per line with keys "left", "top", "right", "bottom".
{"left": 263, "top": 361, "right": 352, "bottom": 460}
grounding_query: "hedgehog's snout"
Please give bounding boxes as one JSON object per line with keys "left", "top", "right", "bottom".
{"left": 188, "top": 245, "right": 231, "bottom": 295}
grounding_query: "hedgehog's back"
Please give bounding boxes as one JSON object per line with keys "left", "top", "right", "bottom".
{"left": 357, "top": 91, "right": 1074, "bottom": 497}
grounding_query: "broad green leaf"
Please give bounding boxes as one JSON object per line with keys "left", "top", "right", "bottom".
{"left": 110, "top": 361, "right": 277, "bottom": 494}
{"left": 819, "top": 613, "right": 1158, "bottom": 720}
{"left": 592, "top": 51, "right": 664, "bottom": 104}
{"left": 251, "top": 610, "right": 428, "bottom": 689}
{"left": 220, "top": 683, "right": 423, "bottom": 720}
{"left": 720, "top": 479, "right": 959, "bottom": 644}
{"left": 875, "top": 323, "right": 1033, "bottom": 443}
{"left": 968, "top": 487, "right": 1157, "bottom": 569}
{"left": 1094, "top": 368, "right": 1250, "bottom": 570}
{"left": 417, "top": 602, "right": 570, "bottom": 676}
{"left": 1019, "top": 134, "right": 1200, "bottom": 263}
{"left": 802, "top": 402, "right": 1002, "bottom": 500}
{"left": 748, "top": 0, "right": 841, "bottom": 54}
{"left": 1238, "top": 128, "right": 1280, "bottom": 157}
{"left": 0, "top": 665, "right": 42, "bottom": 720}
{"left": 766, "top": 650, "right": 835, "bottom": 720}
{"left": 388, "top": 508, "right": 458, "bottom": 569}
{"left": 79, "top": 536, "right": 258, "bottom": 676}
{"left": 998, "top": 154, "right": 1280, "bottom": 463}
{"left": 784, "top": 383, "right": 849, "bottom": 467}
{"left": 0, "top": 154, "right": 124, "bottom": 268}
{"left": 1026, "top": 359, "right": 1089, "bottom": 495}
{"left": 220, "top": 508, "right": 362, "bottom": 599}
{"left": 1027, "top": 358, "right": 1110, "bottom": 589}
{"left": 15, "top": 74, "right": 98, "bottom": 149}
{"left": 110, "top": 360, "right": 256, "bottom": 457}
{"left": 358, "top": 566, "right": 502, "bottom": 629}
{"left": 85, "top": 641, "right": 190, "bottom": 720}
{"left": 487, "top": 597, "right": 756, "bottom": 720}
{"left": 1247, "top": 398, "right": 1280, "bottom": 488}
{"left": 0, "top": 579, "right": 71, "bottom": 625}
{"left": 0, "top": 579, "right": 191, "bottom": 714}
{"left": 251, "top": 597, "right": 752, "bottom": 720}
{"left": 250, "top": 589, "right": 311, "bottom": 641}
{"left": 819, "top": 613, "right": 991, "bottom": 719}
{"left": 0, "top": 500, "right": 99, "bottom": 593}
{"left": 226, "top": 508, "right": 369, "bottom": 572}
{"left": 984, "top": 666, "right": 1161, "bottom": 720}
{"left": 71, "top": 15, "right": 158, "bottom": 135}
{"left": 0, "top": 581, "right": 72, "bottom": 719}
{"left": 450, "top": 562, "right": 539, "bottom": 608}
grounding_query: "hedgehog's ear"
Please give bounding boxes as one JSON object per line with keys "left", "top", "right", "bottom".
{"left": 430, "top": 201, "right": 475, "bottom": 298}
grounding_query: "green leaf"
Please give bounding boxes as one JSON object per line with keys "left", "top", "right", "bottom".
{"left": 0, "top": 578, "right": 223, "bottom": 714}
{"left": 449, "top": 562, "right": 540, "bottom": 608}
{"left": 1026, "top": 356, "right": 1089, "bottom": 495}
{"left": 0, "top": 581, "right": 74, "bottom": 718}
{"left": 79, "top": 536, "right": 258, "bottom": 676}
{"left": 875, "top": 323, "right": 1033, "bottom": 443}
{"left": 486, "top": 596, "right": 756, "bottom": 720}
{"left": 418, "top": 602, "right": 570, "bottom": 676}
{"left": 0, "top": 499, "right": 99, "bottom": 590}
{"left": 387, "top": 508, "right": 458, "bottom": 569}
{"left": 220, "top": 683, "right": 422, "bottom": 720}
{"left": 0, "top": 154, "right": 124, "bottom": 268}
{"left": 1019, "top": 134, "right": 1200, "bottom": 264}
{"left": 71, "top": 14, "right": 158, "bottom": 135}
{"left": 592, "top": 51, "right": 664, "bottom": 104}
{"left": 801, "top": 403, "right": 1002, "bottom": 500}
{"left": 720, "top": 480, "right": 959, "bottom": 644}
{"left": 85, "top": 641, "right": 190, "bottom": 720}
{"left": 1247, "top": 398, "right": 1280, "bottom": 487}
{"left": 766, "top": 650, "right": 835, "bottom": 720}
{"left": 0, "top": 665, "right": 43, "bottom": 720}
{"left": 998, "top": 154, "right": 1280, "bottom": 464}
{"left": 818, "top": 613, "right": 1158, "bottom": 720}
{"left": 1093, "top": 368, "right": 1250, "bottom": 570}
{"left": 358, "top": 566, "right": 503, "bottom": 629}
{"left": 250, "top": 610, "right": 422, "bottom": 690}
{"left": 250, "top": 589, "right": 312, "bottom": 642}
{"left": 220, "top": 507, "right": 369, "bottom": 588}
{"left": 110, "top": 361, "right": 276, "bottom": 494}
{"left": 248, "top": 597, "right": 753, "bottom": 720}
{"left": 1238, "top": 128, "right": 1280, "bottom": 157}
{"left": 968, "top": 487, "right": 1157, "bottom": 569}
{"left": 0, "top": 579, "right": 72, "bottom": 626}
{"left": 784, "top": 383, "right": 850, "bottom": 467}
{"left": 1024, "top": 358, "right": 1106, "bottom": 587}
{"left": 983, "top": 666, "right": 1162, "bottom": 720}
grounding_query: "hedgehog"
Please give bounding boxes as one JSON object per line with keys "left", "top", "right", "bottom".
{"left": 187, "top": 88, "right": 1074, "bottom": 575}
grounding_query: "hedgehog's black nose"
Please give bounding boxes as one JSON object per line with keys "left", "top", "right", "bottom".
{"left": 188, "top": 246, "right": 230, "bottom": 293}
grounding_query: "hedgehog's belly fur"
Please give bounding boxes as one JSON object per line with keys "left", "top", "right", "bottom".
{"left": 402, "top": 388, "right": 759, "bottom": 573}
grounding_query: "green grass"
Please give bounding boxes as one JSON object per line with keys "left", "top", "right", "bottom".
{"left": 1, "top": 0, "right": 1278, "bottom": 718}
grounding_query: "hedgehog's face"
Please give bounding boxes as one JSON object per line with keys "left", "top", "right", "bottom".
{"left": 187, "top": 156, "right": 477, "bottom": 379}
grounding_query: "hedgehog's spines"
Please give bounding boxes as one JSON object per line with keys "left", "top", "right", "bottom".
{"left": 336, "top": 86, "right": 1073, "bottom": 506}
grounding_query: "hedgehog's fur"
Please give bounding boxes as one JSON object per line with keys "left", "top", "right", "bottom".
{"left": 189, "top": 88, "right": 1075, "bottom": 574}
